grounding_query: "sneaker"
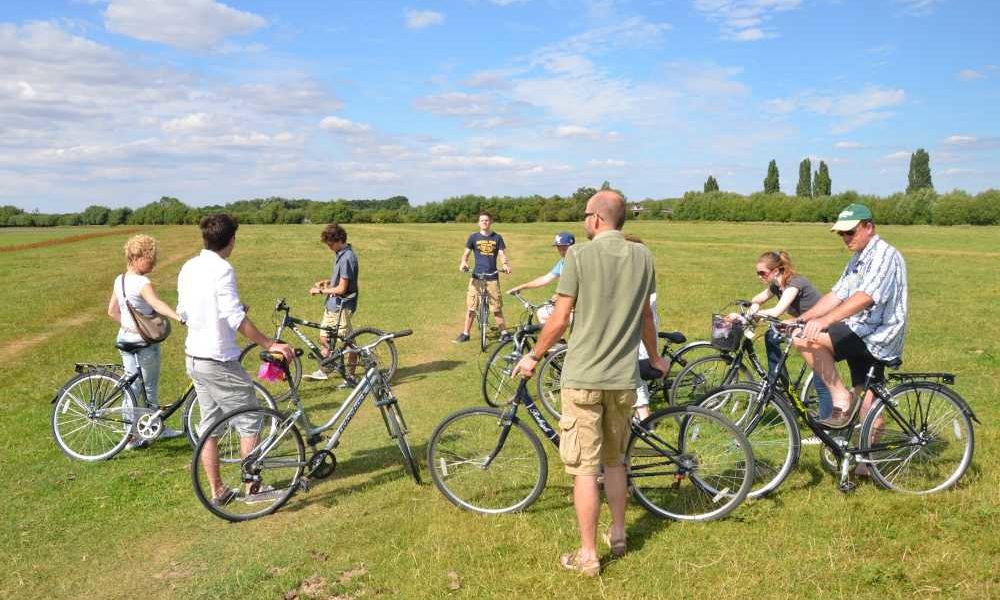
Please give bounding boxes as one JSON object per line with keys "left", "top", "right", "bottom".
{"left": 801, "top": 435, "right": 822, "bottom": 446}
{"left": 159, "top": 426, "right": 184, "bottom": 440}
{"left": 243, "top": 485, "right": 284, "bottom": 504}
{"left": 211, "top": 487, "right": 238, "bottom": 507}
{"left": 304, "top": 369, "right": 329, "bottom": 381}
{"left": 125, "top": 436, "right": 148, "bottom": 450}
{"left": 453, "top": 333, "right": 470, "bottom": 343}
{"left": 335, "top": 379, "right": 355, "bottom": 390}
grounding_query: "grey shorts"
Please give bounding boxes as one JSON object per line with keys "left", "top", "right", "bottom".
{"left": 186, "top": 356, "right": 261, "bottom": 437}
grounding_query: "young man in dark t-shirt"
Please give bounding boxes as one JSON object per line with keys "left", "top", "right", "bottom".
{"left": 455, "top": 212, "right": 511, "bottom": 342}
{"left": 306, "top": 223, "right": 359, "bottom": 381}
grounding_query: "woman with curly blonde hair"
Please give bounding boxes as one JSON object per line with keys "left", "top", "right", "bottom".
{"left": 107, "top": 234, "right": 183, "bottom": 448}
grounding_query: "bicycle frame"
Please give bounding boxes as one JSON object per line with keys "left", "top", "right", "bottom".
{"left": 61, "top": 361, "right": 194, "bottom": 424}
{"left": 269, "top": 300, "right": 347, "bottom": 362}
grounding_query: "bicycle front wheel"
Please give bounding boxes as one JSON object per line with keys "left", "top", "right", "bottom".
{"left": 478, "top": 299, "right": 490, "bottom": 351}
{"left": 698, "top": 384, "right": 800, "bottom": 498}
{"left": 627, "top": 405, "right": 754, "bottom": 521}
{"left": 669, "top": 354, "right": 749, "bottom": 406}
{"left": 481, "top": 337, "right": 521, "bottom": 407}
{"left": 382, "top": 402, "right": 421, "bottom": 483}
{"left": 666, "top": 341, "right": 719, "bottom": 379}
{"left": 427, "top": 407, "right": 547, "bottom": 514}
{"left": 192, "top": 407, "right": 305, "bottom": 521}
{"left": 536, "top": 344, "right": 566, "bottom": 420}
{"left": 183, "top": 381, "right": 279, "bottom": 448}
{"left": 345, "top": 327, "right": 398, "bottom": 381}
{"left": 238, "top": 340, "right": 302, "bottom": 403}
{"left": 52, "top": 369, "right": 136, "bottom": 461}
{"left": 861, "top": 382, "right": 974, "bottom": 494}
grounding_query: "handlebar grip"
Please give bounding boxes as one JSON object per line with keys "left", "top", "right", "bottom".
{"left": 392, "top": 329, "right": 413, "bottom": 339}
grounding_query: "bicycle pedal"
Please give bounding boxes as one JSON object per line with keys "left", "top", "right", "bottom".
{"left": 298, "top": 478, "right": 312, "bottom": 493}
{"left": 838, "top": 480, "right": 857, "bottom": 493}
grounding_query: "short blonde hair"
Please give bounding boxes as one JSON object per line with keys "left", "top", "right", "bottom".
{"left": 124, "top": 234, "right": 158, "bottom": 265}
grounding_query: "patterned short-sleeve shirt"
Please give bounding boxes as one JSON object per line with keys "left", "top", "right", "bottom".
{"left": 831, "top": 235, "right": 908, "bottom": 360}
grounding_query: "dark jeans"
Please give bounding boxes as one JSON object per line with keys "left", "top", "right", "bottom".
{"left": 765, "top": 328, "right": 832, "bottom": 419}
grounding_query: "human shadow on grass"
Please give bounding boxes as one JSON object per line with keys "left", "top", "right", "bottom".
{"left": 392, "top": 360, "right": 463, "bottom": 383}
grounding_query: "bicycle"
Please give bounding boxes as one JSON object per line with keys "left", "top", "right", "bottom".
{"left": 51, "top": 340, "right": 277, "bottom": 461}
{"left": 462, "top": 269, "right": 500, "bottom": 351}
{"left": 427, "top": 379, "right": 755, "bottom": 521}
{"left": 192, "top": 330, "right": 419, "bottom": 521}
{"left": 698, "top": 316, "right": 978, "bottom": 496}
{"left": 480, "top": 290, "right": 552, "bottom": 408}
{"left": 238, "top": 298, "right": 398, "bottom": 402}
{"left": 536, "top": 331, "right": 718, "bottom": 420}
{"left": 669, "top": 300, "right": 826, "bottom": 411}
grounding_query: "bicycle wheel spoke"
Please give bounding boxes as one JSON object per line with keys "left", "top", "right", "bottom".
{"left": 53, "top": 371, "right": 133, "bottom": 461}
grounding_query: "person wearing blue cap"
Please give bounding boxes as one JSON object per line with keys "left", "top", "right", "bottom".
{"left": 507, "top": 231, "right": 576, "bottom": 299}
{"left": 792, "top": 204, "right": 908, "bottom": 449}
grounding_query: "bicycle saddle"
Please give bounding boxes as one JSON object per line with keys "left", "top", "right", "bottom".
{"left": 523, "top": 323, "right": 542, "bottom": 334}
{"left": 657, "top": 331, "right": 686, "bottom": 344}
{"left": 116, "top": 340, "right": 149, "bottom": 353}
{"left": 876, "top": 357, "right": 903, "bottom": 369}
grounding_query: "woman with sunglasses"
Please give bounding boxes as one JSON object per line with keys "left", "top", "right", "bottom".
{"left": 748, "top": 250, "right": 832, "bottom": 424}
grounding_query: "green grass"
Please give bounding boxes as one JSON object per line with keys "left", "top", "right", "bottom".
{"left": 0, "top": 226, "right": 119, "bottom": 247}
{"left": 1, "top": 222, "right": 998, "bottom": 599}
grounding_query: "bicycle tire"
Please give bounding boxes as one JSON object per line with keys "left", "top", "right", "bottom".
{"left": 383, "top": 402, "right": 421, "bottom": 484}
{"left": 860, "top": 382, "right": 974, "bottom": 494}
{"left": 478, "top": 297, "right": 490, "bottom": 352}
{"left": 666, "top": 341, "right": 719, "bottom": 378}
{"left": 669, "top": 354, "right": 751, "bottom": 406}
{"left": 183, "top": 381, "right": 279, "bottom": 450}
{"left": 238, "top": 340, "right": 302, "bottom": 403}
{"left": 481, "top": 337, "right": 521, "bottom": 408}
{"left": 627, "top": 405, "right": 754, "bottom": 521}
{"left": 192, "top": 406, "right": 305, "bottom": 521}
{"left": 52, "top": 369, "right": 136, "bottom": 461}
{"left": 427, "top": 407, "right": 547, "bottom": 514}
{"left": 535, "top": 344, "right": 567, "bottom": 420}
{"left": 698, "top": 383, "right": 800, "bottom": 498}
{"left": 345, "top": 327, "right": 398, "bottom": 382}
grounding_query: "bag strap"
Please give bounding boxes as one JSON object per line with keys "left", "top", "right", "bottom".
{"left": 120, "top": 273, "right": 146, "bottom": 330}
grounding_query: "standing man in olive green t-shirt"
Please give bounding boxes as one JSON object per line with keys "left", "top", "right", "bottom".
{"left": 514, "top": 191, "right": 669, "bottom": 577}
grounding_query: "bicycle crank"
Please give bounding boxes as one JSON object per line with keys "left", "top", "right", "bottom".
{"left": 135, "top": 414, "right": 164, "bottom": 440}
{"left": 308, "top": 450, "right": 337, "bottom": 479}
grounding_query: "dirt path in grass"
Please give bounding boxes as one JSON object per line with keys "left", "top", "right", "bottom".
{"left": 0, "top": 249, "right": 189, "bottom": 364}
{"left": 0, "top": 227, "right": 141, "bottom": 252}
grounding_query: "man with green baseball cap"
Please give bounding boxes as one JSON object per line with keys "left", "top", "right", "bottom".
{"left": 791, "top": 203, "right": 908, "bottom": 449}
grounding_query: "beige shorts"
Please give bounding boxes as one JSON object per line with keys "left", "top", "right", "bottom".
{"left": 320, "top": 307, "right": 353, "bottom": 339}
{"left": 558, "top": 387, "right": 636, "bottom": 476}
{"left": 466, "top": 279, "right": 502, "bottom": 313}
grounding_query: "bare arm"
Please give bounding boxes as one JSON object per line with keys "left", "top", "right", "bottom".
{"left": 498, "top": 249, "right": 511, "bottom": 274}
{"left": 138, "top": 283, "right": 183, "bottom": 322}
{"left": 107, "top": 291, "right": 121, "bottom": 324}
{"left": 641, "top": 302, "right": 670, "bottom": 374}
{"left": 310, "top": 277, "right": 349, "bottom": 297}
{"left": 509, "top": 272, "right": 557, "bottom": 293}
{"left": 749, "top": 287, "right": 773, "bottom": 313}
{"left": 458, "top": 248, "right": 472, "bottom": 271}
{"left": 795, "top": 291, "right": 841, "bottom": 323}
{"left": 757, "top": 287, "right": 798, "bottom": 318}
{"left": 237, "top": 316, "right": 295, "bottom": 361}
{"left": 800, "top": 292, "right": 874, "bottom": 340}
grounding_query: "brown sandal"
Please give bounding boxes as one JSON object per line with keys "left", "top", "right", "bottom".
{"left": 602, "top": 528, "right": 627, "bottom": 558}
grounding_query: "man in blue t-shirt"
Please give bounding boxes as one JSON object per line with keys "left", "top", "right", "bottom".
{"left": 305, "top": 223, "right": 359, "bottom": 381}
{"left": 455, "top": 212, "right": 511, "bottom": 342}
{"left": 508, "top": 231, "right": 576, "bottom": 298}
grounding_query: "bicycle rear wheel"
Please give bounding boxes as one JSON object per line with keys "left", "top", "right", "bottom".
{"left": 536, "top": 344, "right": 566, "bottom": 419}
{"left": 698, "top": 384, "right": 800, "bottom": 498}
{"left": 345, "top": 327, "right": 398, "bottom": 381}
{"left": 627, "top": 405, "right": 754, "bottom": 521}
{"left": 183, "top": 382, "right": 279, "bottom": 448}
{"left": 382, "top": 401, "right": 421, "bottom": 483}
{"left": 481, "top": 337, "right": 521, "bottom": 407}
{"left": 238, "top": 340, "right": 302, "bottom": 403}
{"left": 427, "top": 407, "right": 547, "bottom": 514}
{"left": 861, "top": 382, "right": 974, "bottom": 494}
{"left": 52, "top": 369, "right": 136, "bottom": 461}
{"left": 192, "top": 407, "right": 305, "bottom": 522}
{"left": 669, "top": 354, "right": 749, "bottom": 406}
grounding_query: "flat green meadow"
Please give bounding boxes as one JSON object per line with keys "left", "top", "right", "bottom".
{"left": 1, "top": 221, "right": 997, "bottom": 599}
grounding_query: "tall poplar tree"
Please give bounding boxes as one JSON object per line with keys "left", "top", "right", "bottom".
{"left": 763, "top": 160, "right": 780, "bottom": 194}
{"left": 813, "top": 161, "right": 832, "bottom": 196}
{"left": 907, "top": 148, "right": 933, "bottom": 193}
{"left": 704, "top": 175, "right": 719, "bottom": 192}
{"left": 796, "top": 158, "right": 812, "bottom": 197}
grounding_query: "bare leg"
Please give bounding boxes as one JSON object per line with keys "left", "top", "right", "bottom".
{"left": 573, "top": 474, "right": 600, "bottom": 563}
{"left": 493, "top": 311, "right": 507, "bottom": 332}
{"left": 201, "top": 437, "right": 223, "bottom": 497}
{"left": 793, "top": 334, "right": 852, "bottom": 412}
{"left": 603, "top": 464, "right": 628, "bottom": 545}
{"left": 462, "top": 311, "right": 475, "bottom": 336}
{"left": 634, "top": 405, "right": 651, "bottom": 421}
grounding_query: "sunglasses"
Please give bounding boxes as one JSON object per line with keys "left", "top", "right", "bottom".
{"left": 756, "top": 270, "right": 770, "bottom": 277}
{"left": 837, "top": 227, "right": 859, "bottom": 238}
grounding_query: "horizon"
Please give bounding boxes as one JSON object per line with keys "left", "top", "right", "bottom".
{"left": 1, "top": 0, "right": 997, "bottom": 212}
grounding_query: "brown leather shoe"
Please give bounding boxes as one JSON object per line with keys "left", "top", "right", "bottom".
{"left": 560, "top": 550, "right": 600, "bottom": 577}
{"left": 816, "top": 395, "right": 860, "bottom": 429}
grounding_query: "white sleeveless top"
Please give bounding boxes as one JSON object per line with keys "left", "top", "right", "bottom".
{"left": 114, "top": 273, "right": 153, "bottom": 337}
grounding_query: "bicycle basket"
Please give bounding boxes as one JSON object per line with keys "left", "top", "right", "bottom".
{"left": 710, "top": 314, "right": 743, "bottom": 352}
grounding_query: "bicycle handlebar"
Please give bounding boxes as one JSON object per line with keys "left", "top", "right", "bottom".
{"left": 259, "top": 347, "right": 304, "bottom": 364}
{"left": 344, "top": 329, "right": 413, "bottom": 356}
{"left": 509, "top": 290, "right": 553, "bottom": 310}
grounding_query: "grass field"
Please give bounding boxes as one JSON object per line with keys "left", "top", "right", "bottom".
{"left": 0, "top": 226, "right": 122, "bottom": 247}
{"left": 1, "top": 221, "right": 997, "bottom": 599}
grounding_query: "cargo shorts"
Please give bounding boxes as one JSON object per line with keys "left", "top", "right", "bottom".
{"left": 466, "top": 279, "right": 502, "bottom": 313}
{"left": 558, "top": 387, "right": 636, "bottom": 476}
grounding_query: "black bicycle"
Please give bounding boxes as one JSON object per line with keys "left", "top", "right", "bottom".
{"left": 480, "top": 290, "right": 551, "bottom": 408}
{"left": 239, "top": 298, "right": 398, "bottom": 401}
{"left": 462, "top": 269, "right": 500, "bottom": 351}
{"left": 51, "top": 340, "right": 277, "bottom": 461}
{"left": 698, "top": 317, "right": 978, "bottom": 496}
{"left": 427, "top": 380, "right": 754, "bottom": 521}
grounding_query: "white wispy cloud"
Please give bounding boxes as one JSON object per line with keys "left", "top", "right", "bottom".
{"left": 943, "top": 135, "right": 1000, "bottom": 151}
{"left": 587, "top": 158, "right": 628, "bottom": 168}
{"left": 835, "top": 141, "right": 865, "bottom": 150}
{"left": 405, "top": 9, "right": 445, "bottom": 30}
{"left": 693, "top": 0, "right": 802, "bottom": 42}
{"left": 883, "top": 150, "right": 911, "bottom": 161}
{"left": 319, "top": 116, "right": 372, "bottom": 134}
{"left": 957, "top": 69, "right": 985, "bottom": 80}
{"left": 765, "top": 86, "right": 905, "bottom": 133}
{"left": 893, "top": 0, "right": 946, "bottom": 16}
{"left": 104, "top": 0, "right": 266, "bottom": 50}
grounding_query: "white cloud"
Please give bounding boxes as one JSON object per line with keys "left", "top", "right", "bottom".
{"left": 942, "top": 167, "right": 976, "bottom": 176}
{"left": 553, "top": 125, "right": 600, "bottom": 139}
{"left": 588, "top": 158, "right": 628, "bottom": 168}
{"left": 319, "top": 116, "right": 371, "bottom": 134}
{"left": 413, "top": 92, "right": 493, "bottom": 116}
{"left": 893, "top": 0, "right": 946, "bottom": 16}
{"left": 957, "top": 69, "right": 985, "bottom": 80}
{"left": 693, "top": 0, "right": 802, "bottom": 42}
{"left": 765, "top": 86, "right": 905, "bottom": 133}
{"left": 835, "top": 141, "right": 865, "bottom": 150}
{"left": 162, "top": 112, "right": 212, "bottom": 133}
{"left": 405, "top": 9, "right": 445, "bottom": 30}
{"left": 883, "top": 150, "right": 911, "bottom": 161}
{"left": 104, "top": 0, "right": 266, "bottom": 50}
{"left": 943, "top": 135, "right": 1000, "bottom": 151}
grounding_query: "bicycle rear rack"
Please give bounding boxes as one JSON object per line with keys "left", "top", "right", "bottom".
{"left": 887, "top": 372, "right": 955, "bottom": 385}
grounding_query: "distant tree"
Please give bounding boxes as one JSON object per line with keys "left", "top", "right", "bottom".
{"left": 704, "top": 175, "right": 719, "bottom": 193}
{"left": 81, "top": 205, "right": 111, "bottom": 225}
{"left": 764, "top": 160, "right": 780, "bottom": 194}
{"left": 107, "top": 207, "right": 133, "bottom": 226}
{"left": 796, "top": 158, "right": 812, "bottom": 197}
{"left": 813, "top": 161, "right": 832, "bottom": 196}
{"left": 600, "top": 180, "right": 612, "bottom": 190}
{"left": 907, "top": 148, "right": 933, "bottom": 193}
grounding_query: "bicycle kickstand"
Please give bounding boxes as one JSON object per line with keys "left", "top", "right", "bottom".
{"left": 837, "top": 455, "right": 857, "bottom": 493}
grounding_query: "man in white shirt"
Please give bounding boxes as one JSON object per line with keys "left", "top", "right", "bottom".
{"left": 177, "top": 213, "right": 293, "bottom": 505}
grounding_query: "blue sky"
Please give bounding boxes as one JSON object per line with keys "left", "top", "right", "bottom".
{"left": 1, "top": 0, "right": 997, "bottom": 212}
